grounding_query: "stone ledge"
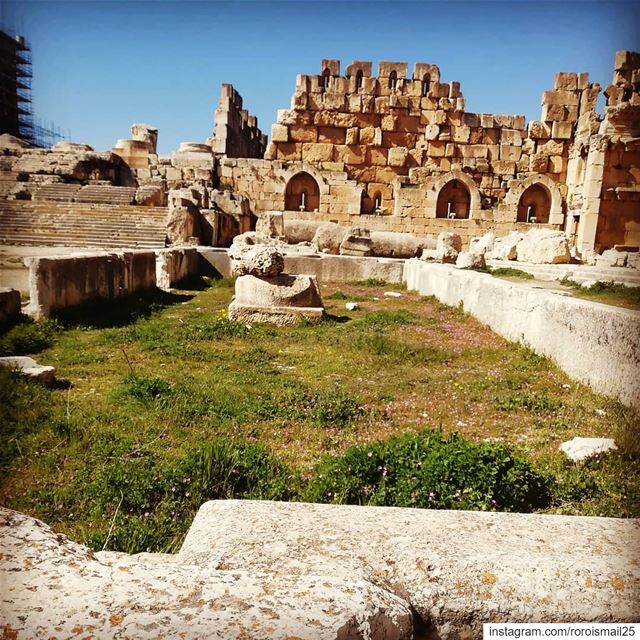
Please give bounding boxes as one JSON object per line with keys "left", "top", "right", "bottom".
{"left": 2, "top": 501, "right": 638, "bottom": 639}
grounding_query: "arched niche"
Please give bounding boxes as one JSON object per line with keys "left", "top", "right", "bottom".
{"left": 361, "top": 189, "right": 382, "bottom": 215}
{"left": 430, "top": 171, "right": 482, "bottom": 219}
{"left": 517, "top": 184, "right": 551, "bottom": 223}
{"left": 284, "top": 172, "right": 320, "bottom": 212}
{"left": 436, "top": 180, "right": 471, "bottom": 219}
{"left": 506, "top": 174, "right": 563, "bottom": 225}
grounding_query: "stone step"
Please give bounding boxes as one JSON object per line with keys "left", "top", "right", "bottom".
{"left": 75, "top": 185, "right": 137, "bottom": 205}
{"left": 32, "top": 184, "right": 83, "bottom": 202}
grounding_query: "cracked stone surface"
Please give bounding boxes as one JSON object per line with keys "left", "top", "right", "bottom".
{"left": 179, "top": 501, "right": 640, "bottom": 636}
{"left": 0, "top": 507, "right": 412, "bottom": 639}
{"left": 2, "top": 502, "right": 638, "bottom": 639}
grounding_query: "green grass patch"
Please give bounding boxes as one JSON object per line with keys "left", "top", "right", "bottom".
{"left": 560, "top": 278, "right": 640, "bottom": 310}
{"left": 1, "top": 281, "right": 637, "bottom": 553}
{"left": 489, "top": 267, "right": 534, "bottom": 280}
{"left": 0, "top": 317, "right": 59, "bottom": 356}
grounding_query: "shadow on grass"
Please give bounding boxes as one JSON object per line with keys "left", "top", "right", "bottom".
{"left": 54, "top": 288, "right": 194, "bottom": 329}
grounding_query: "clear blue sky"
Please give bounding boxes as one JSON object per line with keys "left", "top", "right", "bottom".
{"left": 2, "top": 0, "right": 639, "bottom": 154}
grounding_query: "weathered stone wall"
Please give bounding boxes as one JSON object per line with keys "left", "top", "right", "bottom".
{"left": 594, "top": 51, "right": 640, "bottom": 251}
{"left": 208, "top": 84, "right": 267, "bottom": 158}
{"left": 2, "top": 502, "right": 638, "bottom": 638}
{"left": 404, "top": 260, "right": 640, "bottom": 409}
{"left": 25, "top": 250, "right": 157, "bottom": 317}
{"left": 198, "top": 247, "right": 406, "bottom": 283}
{"left": 262, "top": 59, "right": 601, "bottom": 225}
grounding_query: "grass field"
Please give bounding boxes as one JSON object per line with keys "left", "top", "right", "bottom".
{"left": 1, "top": 277, "right": 638, "bottom": 554}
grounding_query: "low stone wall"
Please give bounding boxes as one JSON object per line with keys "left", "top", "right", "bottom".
{"left": 199, "top": 247, "right": 405, "bottom": 283}
{"left": 2, "top": 501, "right": 638, "bottom": 638}
{"left": 25, "top": 251, "right": 157, "bottom": 318}
{"left": 156, "top": 247, "right": 200, "bottom": 290}
{"left": 0, "top": 287, "right": 20, "bottom": 324}
{"left": 405, "top": 260, "right": 640, "bottom": 409}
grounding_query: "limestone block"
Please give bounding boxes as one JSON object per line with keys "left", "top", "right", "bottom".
{"left": 335, "top": 145, "right": 366, "bottom": 165}
{"left": 229, "top": 274, "right": 325, "bottom": 326}
{"left": 131, "top": 123, "right": 158, "bottom": 153}
{"left": 492, "top": 160, "right": 517, "bottom": 176}
{"left": 451, "top": 125, "right": 471, "bottom": 143}
{"left": 271, "top": 124, "right": 289, "bottom": 143}
{"left": 289, "top": 125, "right": 317, "bottom": 143}
{"left": 301, "top": 143, "right": 333, "bottom": 163}
{"left": 228, "top": 236, "right": 285, "bottom": 277}
{"left": 339, "top": 228, "right": 373, "bottom": 256}
{"left": 469, "top": 232, "right": 495, "bottom": 256}
{"left": 436, "top": 231, "right": 461, "bottom": 263}
{"left": 560, "top": 437, "right": 617, "bottom": 462}
{"left": 368, "top": 147, "right": 388, "bottom": 166}
{"left": 537, "top": 139, "right": 565, "bottom": 155}
{"left": 0, "top": 356, "right": 55, "bottom": 384}
{"left": 318, "top": 126, "right": 346, "bottom": 144}
{"left": 420, "top": 249, "right": 445, "bottom": 263}
{"left": 487, "top": 232, "right": 524, "bottom": 261}
{"left": 323, "top": 92, "right": 346, "bottom": 111}
{"left": 596, "top": 249, "right": 628, "bottom": 268}
{"left": 388, "top": 146, "right": 408, "bottom": 167}
{"left": 500, "top": 145, "right": 522, "bottom": 161}
{"left": 483, "top": 128, "right": 500, "bottom": 144}
{"left": 554, "top": 72, "right": 578, "bottom": 91}
{"left": 516, "top": 229, "right": 571, "bottom": 264}
{"left": 2, "top": 506, "right": 414, "bottom": 638}
{"left": 501, "top": 129, "right": 522, "bottom": 146}
{"left": 345, "top": 127, "right": 359, "bottom": 145}
{"left": 543, "top": 90, "right": 579, "bottom": 106}
{"left": 455, "top": 251, "right": 486, "bottom": 270}
{"left": 135, "top": 184, "right": 165, "bottom": 206}
{"left": 312, "top": 223, "right": 348, "bottom": 254}
{"left": 530, "top": 154, "right": 549, "bottom": 173}
{"left": 552, "top": 121, "right": 573, "bottom": 139}
{"left": 460, "top": 144, "right": 488, "bottom": 159}
{"left": 548, "top": 155, "right": 567, "bottom": 174}
{"left": 370, "top": 231, "right": 421, "bottom": 258}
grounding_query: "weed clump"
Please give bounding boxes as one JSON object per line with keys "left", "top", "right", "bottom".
{"left": 62, "top": 436, "right": 295, "bottom": 553}
{"left": 304, "top": 430, "right": 551, "bottom": 513}
{"left": 0, "top": 317, "right": 58, "bottom": 356}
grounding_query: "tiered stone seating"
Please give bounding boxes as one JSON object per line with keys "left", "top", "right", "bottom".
{"left": 0, "top": 171, "right": 20, "bottom": 198}
{"left": 32, "top": 184, "right": 82, "bottom": 202}
{"left": 75, "top": 185, "right": 137, "bottom": 205}
{"left": 0, "top": 200, "right": 167, "bottom": 249}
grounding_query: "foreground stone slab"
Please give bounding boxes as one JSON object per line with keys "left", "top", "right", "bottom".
{"left": 0, "top": 507, "right": 412, "bottom": 639}
{"left": 180, "top": 501, "right": 640, "bottom": 635}
{"left": 404, "top": 260, "right": 640, "bottom": 409}
{"left": 0, "top": 355, "right": 55, "bottom": 384}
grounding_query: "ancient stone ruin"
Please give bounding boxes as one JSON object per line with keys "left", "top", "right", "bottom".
{"left": 228, "top": 233, "right": 325, "bottom": 325}
{"left": 0, "top": 51, "right": 638, "bottom": 265}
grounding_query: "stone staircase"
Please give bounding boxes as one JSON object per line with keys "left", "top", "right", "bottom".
{"left": 0, "top": 171, "right": 20, "bottom": 198}
{"left": 32, "top": 184, "right": 82, "bottom": 202}
{"left": 74, "top": 185, "right": 137, "bottom": 205}
{"left": 0, "top": 200, "right": 167, "bottom": 249}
